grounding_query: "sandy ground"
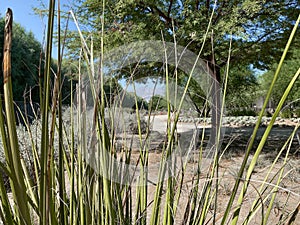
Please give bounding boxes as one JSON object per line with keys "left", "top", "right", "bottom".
{"left": 128, "top": 114, "right": 300, "bottom": 224}
{"left": 128, "top": 151, "right": 300, "bottom": 224}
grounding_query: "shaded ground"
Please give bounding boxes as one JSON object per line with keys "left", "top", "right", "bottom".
{"left": 148, "top": 115, "right": 300, "bottom": 155}
{"left": 220, "top": 126, "right": 300, "bottom": 154}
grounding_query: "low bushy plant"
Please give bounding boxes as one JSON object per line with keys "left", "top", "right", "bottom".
{"left": 294, "top": 107, "right": 300, "bottom": 117}
{"left": 280, "top": 108, "right": 293, "bottom": 118}
{"left": 227, "top": 108, "right": 257, "bottom": 116}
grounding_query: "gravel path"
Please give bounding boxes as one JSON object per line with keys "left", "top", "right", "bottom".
{"left": 149, "top": 115, "right": 300, "bottom": 154}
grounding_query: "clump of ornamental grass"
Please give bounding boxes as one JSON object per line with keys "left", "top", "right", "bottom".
{"left": 0, "top": 2, "right": 299, "bottom": 225}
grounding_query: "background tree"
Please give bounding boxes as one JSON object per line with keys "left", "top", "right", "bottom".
{"left": 149, "top": 95, "right": 170, "bottom": 111}
{"left": 259, "top": 46, "right": 300, "bottom": 116}
{"left": 102, "top": 77, "right": 141, "bottom": 109}
{"left": 0, "top": 17, "right": 42, "bottom": 102}
{"left": 0, "top": 15, "right": 79, "bottom": 106}
{"left": 50, "top": 59, "right": 77, "bottom": 105}
{"left": 64, "top": 0, "right": 299, "bottom": 113}
{"left": 225, "top": 64, "right": 258, "bottom": 110}
{"left": 70, "top": 0, "right": 299, "bottom": 72}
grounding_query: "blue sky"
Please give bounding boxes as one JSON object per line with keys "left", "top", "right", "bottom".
{"left": 1, "top": 1, "right": 166, "bottom": 99}
{"left": 2, "top": 0, "right": 47, "bottom": 43}
{"left": 2, "top": 0, "right": 77, "bottom": 59}
{"left": 2, "top": 0, "right": 73, "bottom": 44}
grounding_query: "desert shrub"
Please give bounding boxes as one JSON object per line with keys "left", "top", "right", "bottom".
{"left": 294, "top": 107, "right": 300, "bottom": 117}
{"left": 104, "top": 108, "right": 148, "bottom": 134}
{"left": 227, "top": 108, "right": 257, "bottom": 116}
{"left": 280, "top": 108, "right": 292, "bottom": 118}
{"left": 263, "top": 110, "right": 273, "bottom": 117}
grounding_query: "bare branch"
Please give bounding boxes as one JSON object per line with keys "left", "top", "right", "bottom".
{"left": 167, "top": 0, "right": 174, "bottom": 17}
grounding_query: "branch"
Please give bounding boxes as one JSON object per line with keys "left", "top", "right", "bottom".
{"left": 217, "top": 27, "right": 283, "bottom": 68}
{"left": 206, "top": 0, "right": 210, "bottom": 9}
{"left": 137, "top": 1, "right": 177, "bottom": 26}
{"left": 167, "top": 0, "right": 173, "bottom": 17}
{"left": 152, "top": 4, "right": 171, "bottom": 23}
{"left": 195, "top": 0, "right": 200, "bottom": 10}
{"left": 213, "top": 0, "right": 228, "bottom": 25}
{"left": 206, "top": 0, "right": 210, "bottom": 15}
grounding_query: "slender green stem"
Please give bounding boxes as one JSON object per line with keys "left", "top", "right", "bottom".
{"left": 3, "top": 8, "right": 32, "bottom": 225}
{"left": 221, "top": 13, "right": 300, "bottom": 225}
{"left": 56, "top": 1, "right": 67, "bottom": 224}
{"left": 39, "top": 1, "right": 56, "bottom": 224}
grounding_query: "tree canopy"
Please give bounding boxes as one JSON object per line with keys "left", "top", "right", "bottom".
{"left": 72, "top": 0, "right": 299, "bottom": 69}
{"left": 259, "top": 47, "right": 300, "bottom": 109}
{"left": 64, "top": 0, "right": 299, "bottom": 112}
{"left": 149, "top": 95, "right": 170, "bottom": 111}
{"left": 225, "top": 64, "right": 258, "bottom": 109}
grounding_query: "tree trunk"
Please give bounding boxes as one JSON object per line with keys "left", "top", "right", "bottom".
{"left": 206, "top": 56, "right": 222, "bottom": 157}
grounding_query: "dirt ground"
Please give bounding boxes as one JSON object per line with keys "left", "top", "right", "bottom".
{"left": 125, "top": 115, "right": 300, "bottom": 224}
{"left": 128, "top": 151, "right": 300, "bottom": 224}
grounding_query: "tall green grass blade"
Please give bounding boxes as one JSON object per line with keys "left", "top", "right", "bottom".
{"left": 262, "top": 129, "right": 296, "bottom": 225}
{"left": 69, "top": 77, "right": 76, "bottom": 225}
{"left": 221, "top": 12, "right": 300, "bottom": 225}
{"left": 231, "top": 66, "right": 300, "bottom": 225}
{"left": 0, "top": 82, "right": 16, "bottom": 225}
{"left": 77, "top": 53, "right": 87, "bottom": 225}
{"left": 162, "top": 37, "right": 174, "bottom": 225}
{"left": 240, "top": 126, "right": 298, "bottom": 224}
{"left": 149, "top": 3, "right": 217, "bottom": 225}
{"left": 130, "top": 80, "right": 148, "bottom": 225}
{"left": 56, "top": 1, "right": 67, "bottom": 224}
{"left": 2, "top": 8, "right": 32, "bottom": 225}
{"left": 0, "top": 165, "right": 14, "bottom": 225}
{"left": 39, "top": 0, "right": 56, "bottom": 224}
